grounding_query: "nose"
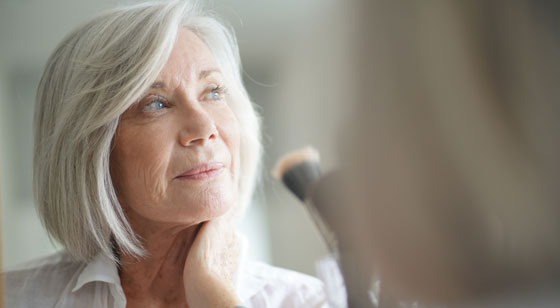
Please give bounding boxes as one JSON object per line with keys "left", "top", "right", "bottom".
{"left": 178, "top": 106, "right": 218, "bottom": 147}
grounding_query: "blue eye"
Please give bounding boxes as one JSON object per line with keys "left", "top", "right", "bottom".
{"left": 143, "top": 100, "right": 166, "bottom": 112}
{"left": 206, "top": 91, "right": 221, "bottom": 100}
{"left": 204, "top": 86, "right": 226, "bottom": 101}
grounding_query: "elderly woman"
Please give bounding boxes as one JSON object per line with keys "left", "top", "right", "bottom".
{"left": 5, "top": 1, "right": 325, "bottom": 307}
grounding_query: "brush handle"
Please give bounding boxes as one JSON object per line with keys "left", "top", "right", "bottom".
{"left": 308, "top": 172, "right": 381, "bottom": 308}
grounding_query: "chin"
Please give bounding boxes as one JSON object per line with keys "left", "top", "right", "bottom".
{"left": 181, "top": 186, "right": 237, "bottom": 222}
{"left": 200, "top": 196, "right": 235, "bottom": 219}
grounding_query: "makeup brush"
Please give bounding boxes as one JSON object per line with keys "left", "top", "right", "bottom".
{"left": 273, "top": 147, "right": 380, "bottom": 308}
{"left": 272, "top": 146, "right": 321, "bottom": 201}
{"left": 272, "top": 146, "right": 337, "bottom": 252}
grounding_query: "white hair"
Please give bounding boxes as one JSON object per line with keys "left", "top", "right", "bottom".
{"left": 34, "top": 0, "right": 261, "bottom": 262}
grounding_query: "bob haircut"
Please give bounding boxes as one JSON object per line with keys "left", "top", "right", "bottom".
{"left": 34, "top": 0, "right": 261, "bottom": 262}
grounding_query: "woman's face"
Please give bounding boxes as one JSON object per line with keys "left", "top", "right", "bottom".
{"left": 111, "top": 28, "right": 240, "bottom": 227}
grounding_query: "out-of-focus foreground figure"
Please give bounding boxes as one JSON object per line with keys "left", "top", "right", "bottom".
{"left": 325, "top": 0, "right": 560, "bottom": 307}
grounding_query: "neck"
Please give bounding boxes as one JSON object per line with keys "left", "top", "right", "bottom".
{"left": 119, "top": 218, "right": 202, "bottom": 307}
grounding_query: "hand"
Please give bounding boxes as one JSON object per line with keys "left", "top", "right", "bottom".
{"left": 183, "top": 218, "right": 243, "bottom": 307}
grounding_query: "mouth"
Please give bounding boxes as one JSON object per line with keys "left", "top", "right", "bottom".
{"left": 175, "top": 161, "right": 225, "bottom": 180}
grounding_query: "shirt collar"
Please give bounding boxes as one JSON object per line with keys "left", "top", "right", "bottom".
{"left": 72, "top": 252, "right": 121, "bottom": 293}
{"left": 70, "top": 233, "right": 265, "bottom": 301}
{"left": 235, "top": 234, "right": 272, "bottom": 302}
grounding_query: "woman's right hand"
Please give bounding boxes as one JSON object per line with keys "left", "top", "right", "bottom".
{"left": 183, "top": 218, "right": 243, "bottom": 308}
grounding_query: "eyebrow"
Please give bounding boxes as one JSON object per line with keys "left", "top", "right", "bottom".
{"left": 149, "top": 69, "right": 222, "bottom": 89}
{"left": 150, "top": 81, "right": 166, "bottom": 89}
{"left": 199, "top": 69, "right": 221, "bottom": 80}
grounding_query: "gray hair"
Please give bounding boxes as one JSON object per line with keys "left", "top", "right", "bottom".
{"left": 34, "top": 0, "right": 261, "bottom": 262}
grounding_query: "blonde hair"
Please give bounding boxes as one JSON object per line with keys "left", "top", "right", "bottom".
{"left": 34, "top": 0, "right": 261, "bottom": 262}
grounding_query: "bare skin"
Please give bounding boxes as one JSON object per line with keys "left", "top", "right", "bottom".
{"left": 110, "top": 28, "right": 243, "bottom": 307}
{"left": 120, "top": 225, "right": 198, "bottom": 307}
{"left": 119, "top": 219, "right": 241, "bottom": 307}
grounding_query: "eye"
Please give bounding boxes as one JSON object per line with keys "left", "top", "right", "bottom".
{"left": 204, "top": 85, "right": 227, "bottom": 102}
{"left": 143, "top": 99, "right": 167, "bottom": 112}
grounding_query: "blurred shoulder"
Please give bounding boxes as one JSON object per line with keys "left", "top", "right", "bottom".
{"left": 5, "top": 250, "right": 82, "bottom": 282}
{"left": 4, "top": 251, "right": 84, "bottom": 307}
{"left": 239, "top": 260, "right": 327, "bottom": 308}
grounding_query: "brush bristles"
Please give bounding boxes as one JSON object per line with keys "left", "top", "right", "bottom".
{"left": 272, "top": 146, "right": 320, "bottom": 180}
{"left": 272, "top": 146, "right": 322, "bottom": 201}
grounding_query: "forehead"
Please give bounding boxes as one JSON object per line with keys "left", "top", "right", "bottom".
{"left": 157, "top": 27, "right": 219, "bottom": 82}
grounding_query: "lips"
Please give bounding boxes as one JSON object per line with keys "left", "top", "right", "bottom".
{"left": 175, "top": 162, "right": 225, "bottom": 180}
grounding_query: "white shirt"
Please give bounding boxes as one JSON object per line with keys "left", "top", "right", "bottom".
{"left": 5, "top": 251, "right": 327, "bottom": 308}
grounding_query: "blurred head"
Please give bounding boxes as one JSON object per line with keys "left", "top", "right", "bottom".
{"left": 34, "top": 1, "right": 261, "bottom": 262}
{"left": 338, "top": 0, "right": 560, "bottom": 304}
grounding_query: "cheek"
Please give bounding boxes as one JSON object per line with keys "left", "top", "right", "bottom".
{"left": 111, "top": 125, "right": 172, "bottom": 206}
{"left": 217, "top": 107, "right": 241, "bottom": 180}
{"left": 138, "top": 150, "right": 169, "bottom": 201}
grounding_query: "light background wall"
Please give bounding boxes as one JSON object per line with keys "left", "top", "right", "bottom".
{"left": 0, "top": 0, "right": 349, "bottom": 277}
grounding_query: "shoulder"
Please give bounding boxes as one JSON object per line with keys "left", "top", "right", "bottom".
{"left": 239, "top": 261, "right": 327, "bottom": 308}
{"left": 4, "top": 251, "right": 84, "bottom": 307}
{"left": 5, "top": 250, "right": 82, "bottom": 286}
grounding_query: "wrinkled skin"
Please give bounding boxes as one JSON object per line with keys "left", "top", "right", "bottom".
{"left": 111, "top": 28, "right": 242, "bottom": 307}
